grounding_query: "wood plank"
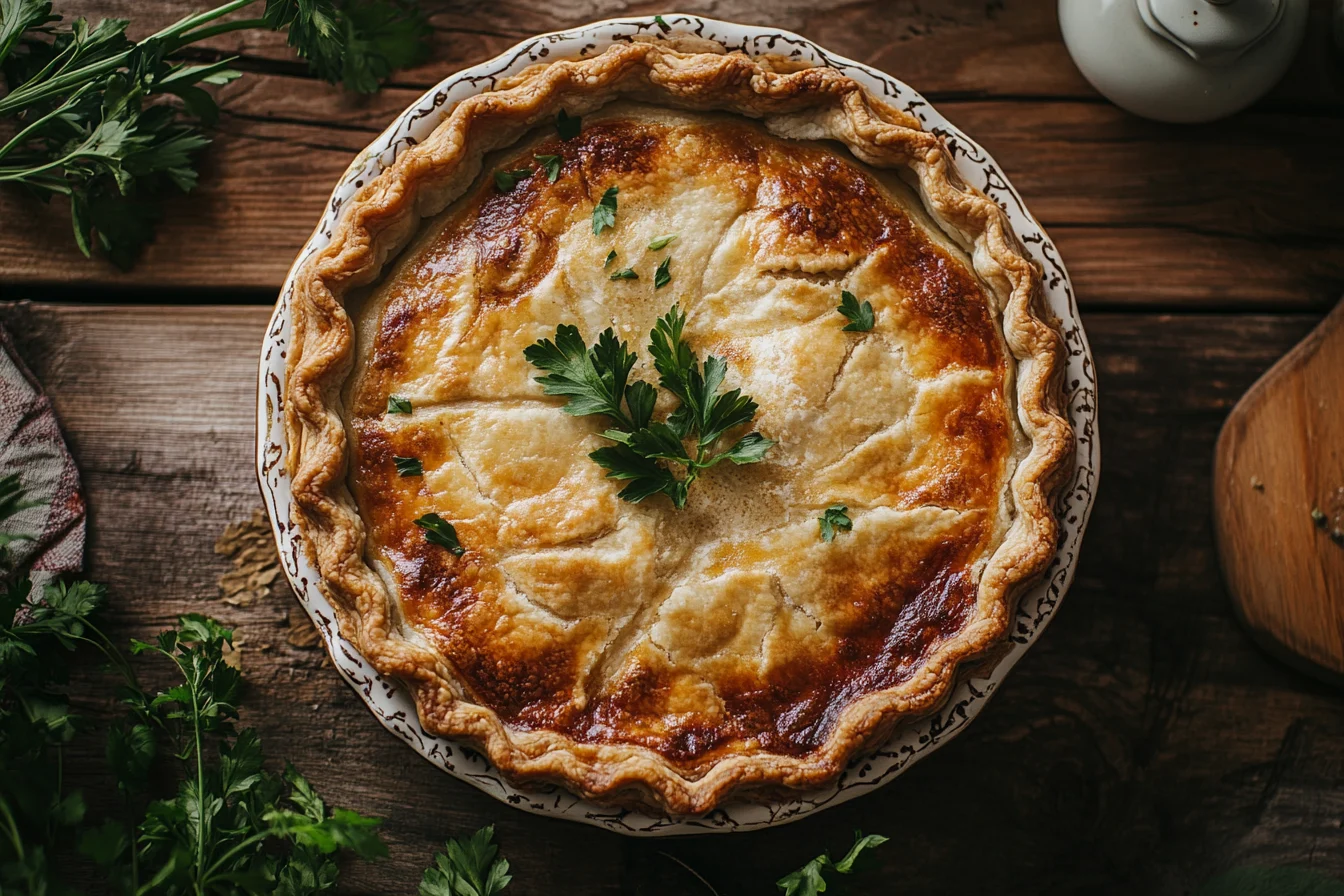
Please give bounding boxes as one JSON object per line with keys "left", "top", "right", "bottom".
{"left": 42, "top": 0, "right": 1344, "bottom": 106}
{"left": 2, "top": 79, "right": 1341, "bottom": 309}
{"left": 3, "top": 301, "right": 1343, "bottom": 893}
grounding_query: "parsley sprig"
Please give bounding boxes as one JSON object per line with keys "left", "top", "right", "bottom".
{"left": 525, "top": 305, "right": 774, "bottom": 509}
{"left": 419, "top": 825, "right": 511, "bottom": 896}
{"left": 777, "top": 830, "right": 888, "bottom": 896}
{"left": 0, "top": 0, "right": 429, "bottom": 268}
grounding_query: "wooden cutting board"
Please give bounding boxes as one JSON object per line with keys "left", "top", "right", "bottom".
{"left": 1214, "top": 299, "right": 1344, "bottom": 685}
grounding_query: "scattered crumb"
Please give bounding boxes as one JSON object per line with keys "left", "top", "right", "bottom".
{"left": 215, "top": 508, "right": 283, "bottom": 606}
{"left": 1250, "top": 476, "right": 1264, "bottom": 491}
{"left": 286, "top": 604, "right": 323, "bottom": 649}
{"left": 1311, "top": 507, "right": 1328, "bottom": 528}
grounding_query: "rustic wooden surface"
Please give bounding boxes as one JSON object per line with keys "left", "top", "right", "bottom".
{"left": 1215, "top": 301, "right": 1344, "bottom": 682}
{"left": 2, "top": 1, "right": 1344, "bottom": 894}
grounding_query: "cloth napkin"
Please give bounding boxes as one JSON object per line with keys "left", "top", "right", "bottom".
{"left": 0, "top": 323, "right": 85, "bottom": 594}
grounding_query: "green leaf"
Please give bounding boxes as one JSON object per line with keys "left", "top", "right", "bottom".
{"left": 604, "top": 249, "right": 617, "bottom": 268}
{"left": 420, "top": 825, "right": 512, "bottom": 896}
{"left": 591, "top": 185, "right": 618, "bottom": 234}
{"left": 263, "top": 0, "right": 429, "bottom": 94}
{"left": 624, "top": 381, "right": 656, "bottom": 429}
{"left": 534, "top": 153, "right": 561, "bottom": 183}
{"left": 493, "top": 167, "right": 532, "bottom": 192}
{"left": 647, "top": 304, "right": 694, "bottom": 404}
{"left": 626, "top": 423, "right": 690, "bottom": 463}
{"left": 778, "top": 856, "right": 830, "bottom": 896}
{"left": 837, "top": 290, "right": 874, "bottom": 332}
{"left": 609, "top": 267, "right": 638, "bottom": 281}
{"left": 524, "top": 324, "right": 632, "bottom": 425}
{"left": 555, "top": 108, "right": 581, "bottom": 140}
{"left": 647, "top": 233, "right": 677, "bottom": 251}
{"left": 653, "top": 256, "right": 671, "bottom": 289}
{"left": 831, "top": 830, "right": 888, "bottom": 873}
{"left": 387, "top": 395, "right": 413, "bottom": 414}
{"left": 589, "top": 445, "right": 682, "bottom": 507}
{"left": 394, "top": 455, "right": 423, "bottom": 477}
{"left": 78, "top": 819, "right": 129, "bottom": 867}
{"left": 818, "top": 505, "right": 853, "bottom": 543}
{"left": 414, "top": 513, "right": 465, "bottom": 556}
{"left": 710, "top": 431, "right": 775, "bottom": 466}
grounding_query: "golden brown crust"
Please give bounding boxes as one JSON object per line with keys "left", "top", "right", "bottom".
{"left": 284, "top": 40, "right": 1073, "bottom": 814}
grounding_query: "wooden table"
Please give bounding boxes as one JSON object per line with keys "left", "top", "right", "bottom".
{"left": 3, "top": 3, "right": 1344, "bottom": 894}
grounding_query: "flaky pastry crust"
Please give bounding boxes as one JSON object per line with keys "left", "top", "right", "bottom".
{"left": 283, "top": 39, "right": 1073, "bottom": 814}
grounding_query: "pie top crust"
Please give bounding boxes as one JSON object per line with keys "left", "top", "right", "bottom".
{"left": 284, "top": 38, "right": 1072, "bottom": 814}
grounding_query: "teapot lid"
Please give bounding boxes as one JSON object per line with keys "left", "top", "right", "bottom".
{"left": 1140, "top": 0, "right": 1285, "bottom": 62}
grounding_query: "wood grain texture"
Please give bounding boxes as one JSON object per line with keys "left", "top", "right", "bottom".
{"left": 3, "top": 302, "right": 1342, "bottom": 895}
{"left": 1, "top": 1, "right": 1342, "bottom": 308}
{"left": 1215, "top": 300, "right": 1344, "bottom": 682}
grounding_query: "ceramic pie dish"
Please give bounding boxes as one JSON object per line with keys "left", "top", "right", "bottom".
{"left": 258, "top": 14, "right": 1099, "bottom": 834}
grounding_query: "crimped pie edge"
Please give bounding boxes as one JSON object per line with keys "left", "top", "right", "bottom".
{"left": 282, "top": 40, "right": 1074, "bottom": 814}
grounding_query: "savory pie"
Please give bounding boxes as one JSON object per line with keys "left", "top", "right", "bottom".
{"left": 284, "top": 37, "right": 1072, "bottom": 814}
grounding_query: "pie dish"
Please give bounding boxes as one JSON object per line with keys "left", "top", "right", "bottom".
{"left": 282, "top": 36, "right": 1073, "bottom": 814}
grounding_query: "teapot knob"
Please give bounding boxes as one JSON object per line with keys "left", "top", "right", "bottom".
{"left": 1141, "top": 0, "right": 1285, "bottom": 63}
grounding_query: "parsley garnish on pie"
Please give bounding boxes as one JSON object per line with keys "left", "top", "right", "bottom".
{"left": 494, "top": 168, "right": 533, "bottom": 192}
{"left": 592, "top": 185, "right": 619, "bottom": 234}
{"left": 609, "top": 267, "right": 639, "bottom": 281}
{"left": 648, "top": 233, "right": 678, "bottom": 251}
{"left": 556, "top": 109, "right": 582, "bottom": 140}
{"left": 394, "top": 456, "right": 423, "bottom": 477}
{"left": 414, "top": 513, "right": 465, "bottom": 555}
{"left": 604, "top": 249, "right": 618, "bottom": 268}
{"left": 818, "top": 504, "right": 853, "bottom": 542}
{"left": 386, "top": 395, "right": 413, "bottom": 414}
{"left": 654, "top": 256, "right": 672, "bottom": 289}
{"left": 534, "top": 153, "right": 562, "bottom": 183}
{"left": 524, "top": 305, "right": 774, "bottom": 509}
{"left": 837, "top": 290, "right": 875, "bottom": 332}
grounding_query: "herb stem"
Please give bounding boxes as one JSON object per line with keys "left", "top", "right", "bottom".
{"left": 189, "top": 656, "right": 208, "bottom": 893}
{"left": 176, "top": 15, "right": 270, "bottom": 45}
{"left": 0, "top": 796, "right": 25, "bottom": 860}
{"left": 0, "top": 83, "right": 95, "bottom": 162}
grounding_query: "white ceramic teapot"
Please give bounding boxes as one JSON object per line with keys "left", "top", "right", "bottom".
{"left": 1059, "top": 0, "right": 1310, "bottom": 122}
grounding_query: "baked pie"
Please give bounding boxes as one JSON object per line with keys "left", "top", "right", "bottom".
{"left": 284, "top": 38, "right": 1072, "bottom": 813}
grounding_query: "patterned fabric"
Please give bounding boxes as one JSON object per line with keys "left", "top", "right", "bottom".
{"left": 0, "top": 323, "right": 85, "bottom": 594}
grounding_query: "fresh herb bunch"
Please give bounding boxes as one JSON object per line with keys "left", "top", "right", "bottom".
{"left": 0, "top": 473, "right": 388, "bottom": 894}
{"left": 419, "top": 825, "right": 511, "bottom": 896}
{"left": 0, "top": 0, "right": 429, "bottom": 268}
{"left": 525, "top": 304, "right": 775, "bottom": 509}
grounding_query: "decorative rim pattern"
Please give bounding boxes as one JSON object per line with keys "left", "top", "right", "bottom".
{"left": 256, "top": 13, "right": 1100, "bottom": 836}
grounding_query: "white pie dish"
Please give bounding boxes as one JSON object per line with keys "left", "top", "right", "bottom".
{"left": 256, "top": 12, "right": 1100, "bottom": 836}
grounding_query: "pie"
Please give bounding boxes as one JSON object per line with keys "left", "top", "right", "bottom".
{"left": 284, "top": 37, "right": 1072, "bottom": 814}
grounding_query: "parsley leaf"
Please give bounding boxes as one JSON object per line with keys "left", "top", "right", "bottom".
{"left": 387, "top": 395, "right": 413, "bottom": 414}
{"left": 534, "top": 153, "right": 561, "bottom": 182}
{"left": 556, "top": 108, "right": 581, "bottom": 140}
{"left": 420, "top": 825, "right": 512, "bottom": 896}
{"left": 0, "top": 0, "right": 428, "bottom": 268}
{"left": 818, "top": 504, "right": 853, "bottom": 542}
{"left": 609, "top": 267, "right": 638, "bottom": 281}
{"left": 523, "top": 324, "right": 636, "bottom": 427}
{"left": 494, "top": 167, "right": 532, "bottom": 192}
{"left": 415, "top": 513, "right": 465, "bottom": 556}
{"left": 647, "top": 233, "right": 677, "bottom": 251}
{"left": 527, "top": 305, "right": 773, "bottom": 509}
{"left": 394, "top": 456, "right": 423, "bottom": 477}
{"left": 654, "top": 256, "right": 672, "bottom": 289}
{"left": 604, "top": 249, "right": 618, "bottom": 268}
{"left": 837, "top": 290, "right": 875, "bottom": 332}
{"left": 592, "top": 185, "right": 618, "bottom": 235}
{"left": 777, "top": 830, "right": 887, "bottom": 896}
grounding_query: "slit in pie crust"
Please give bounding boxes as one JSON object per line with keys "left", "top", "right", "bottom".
{"left": 284, "top": 38, "right": 1073, "bottom": 814}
